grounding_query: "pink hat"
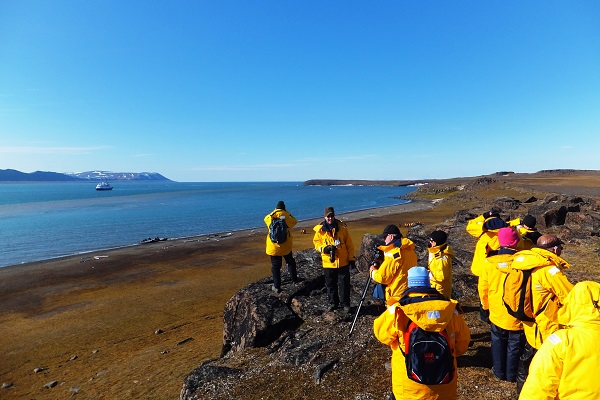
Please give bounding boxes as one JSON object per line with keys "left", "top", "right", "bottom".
{"left": 498, "top": 227, "right": 519, "bottom": 248}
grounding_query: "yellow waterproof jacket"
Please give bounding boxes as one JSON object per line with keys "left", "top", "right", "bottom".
{"left": 313, "top": 219, "right": 355, "bottom": 268}
{"left": 511, "top": 248, "right": 574, "bottom": 348}
{"left": 509, "top": 218, "right": 537, "bottom": 250}
{"left": 519, "top": 281, "right": 600, "bottom": 400}
{"left": 370, "top": 238, "right": 418, "bottom": 303}
{"left": 373, "top": 291, "right": 471, "bottom": 400}
{"left": 479, "top": 253, "right": 523, "bottom": 331}
{"left": 466, "top": 215, "right": 502, "bottom": 276}
{"left": 264, "top": 209, "right": 297, "bottom": 256}
{"left": 427, "top": 244, "right": 454, "bottom": 298}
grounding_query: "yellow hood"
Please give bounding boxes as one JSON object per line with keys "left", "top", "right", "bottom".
{"left": 558, "top": 281, "right": 600, "bottom": 327}
{"left": 511, "top": 248, "right": 570, "bottom": 271}
{"left": 399, "top": 295, "right": 458, "bottom": 332}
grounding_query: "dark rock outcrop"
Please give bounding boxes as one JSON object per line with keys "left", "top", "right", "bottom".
{"left": 180, "top": 226, "right": 476, "bottom": 400}
{"left": 180, "top": 192, "right": 600, "bottom": 399}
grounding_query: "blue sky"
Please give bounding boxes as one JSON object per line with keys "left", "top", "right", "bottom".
{"left": 1, "top": 1, "right": 599, "bottom": 182}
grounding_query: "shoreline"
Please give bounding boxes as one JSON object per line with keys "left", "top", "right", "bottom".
{"left": 0, "top": 199, "right": 432, "bottom": 271}
{"left": 0, "top": 198, "right": 435, "bottom": 400}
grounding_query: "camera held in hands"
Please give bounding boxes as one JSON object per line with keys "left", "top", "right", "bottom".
{"left": 329, "top": 246, "right": 337, "bottom": 262}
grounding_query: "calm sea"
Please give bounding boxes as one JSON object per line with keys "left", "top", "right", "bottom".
{"left": 0, "top": 181, "right": 415, "bottom": 268}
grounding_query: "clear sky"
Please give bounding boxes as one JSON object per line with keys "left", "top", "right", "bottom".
{"left": 1, "top": 1, "right": 599, "bottom": 182}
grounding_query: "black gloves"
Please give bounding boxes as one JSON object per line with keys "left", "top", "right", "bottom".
{"left": 323, "top": 245, "right": 333, "bottom": 254}
{"left": 479, "top": 306, "right": 490, "bottom": 324}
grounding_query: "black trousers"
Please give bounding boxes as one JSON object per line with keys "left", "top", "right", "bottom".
{"left": 270, "top": 252, "right": 297, "bottom": 290}
{"left": 516, "top": 341, "right": 537, "bottom": 394}
{"left": 323, "top": 265, "right": 351, "bottom": 307}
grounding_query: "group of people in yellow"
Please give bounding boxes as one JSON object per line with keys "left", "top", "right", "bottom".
{"left": 468, "top": 211, "right": 600, "bottom": 400}
{"left": 266, "top": 202, "right": 600, "bottom": 399}
{"left": 370, "top": 223, "right": 468, "bottom": 399}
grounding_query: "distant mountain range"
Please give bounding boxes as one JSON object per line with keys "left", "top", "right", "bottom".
{"left": 0, "top": 169, "right": 172, "bottom": 182}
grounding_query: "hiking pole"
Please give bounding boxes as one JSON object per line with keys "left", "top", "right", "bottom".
{"left": 348, "top": 244, "right": 383, "bottom": 337}
{"left": 348, "top": 274, "right": 372, "bottom": 337}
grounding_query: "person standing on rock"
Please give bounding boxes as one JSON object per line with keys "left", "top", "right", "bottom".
{"left": 479, "top": 227, "right": 525, "bottom": 382}
{"left": 511, "top": 234, "right": 574, "bottom": 395}
{"left": 313, "top": 206, "right": 355, "bottom": 313}
{"left": 369, "top": 224, "right": 418, "bottom": 304}
{"left": 264, "top": 200, "right": 299, "bottom": 294}
{"left": 373, "top": 266, "right": 471, "bottom": 400}
{"left": 466, "top": 210, "right": 508, "bottom": 322}
{"left": 426, "top": 230, "right": 454, "bottom": 298}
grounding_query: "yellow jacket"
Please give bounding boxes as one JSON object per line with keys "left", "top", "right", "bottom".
{"left": 312, "top": 219, "right": 355, "bottom": 268}
{"left": 264, "top": 209, "right": 297, "bottom": 256}
{"left": 479, "top": 253, "right": 523, "bottom": 331}
{"left": 509, "top": 218, "right": 538, "bottom": 250}
{"left": 373, "top": 290, "right": 471, "bottom": 400}
{"left": 519, "top": 281, "right": 600, "bottom": 400}
{"left": 370, "top": 238, "right": 418, "bottom": 303}
{"left": 427, "top": 244, "right": 454, "bottom": 298}
{"left": 511, "top": 248, "right": 574, "bottom": 348}
{"left": 466, "top": 215, "right": 502, "bottom": 276}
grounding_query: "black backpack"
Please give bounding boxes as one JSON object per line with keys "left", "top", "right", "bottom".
{"left": 400, "top": 288, "right": 454, "bottom": 385}
{"left": 269, "top": 217, "right": 288, "bottom": 244}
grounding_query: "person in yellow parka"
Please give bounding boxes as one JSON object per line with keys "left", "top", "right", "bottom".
{"left": 374, "top": 267, "right": 471, "bottom": 400}
{"left": 509, "top": 215, "right": 541, "bottom": 250}
{"left": 313, "top": 206, "right": 355, "bottom": 312}
{"left": 264, "top": 200, "right": 299, "bottom": 293}
{"left": 427, "top": 230, "right": 454, "bottom": 298}
{"left": 519, "top": 281, "right": 600, "bottom": 400}
{"left": 369, "top": 224, "right": 418, "bottom": 305}
{"left": 479, "top": 227, "right": 525, "bottom": 382}
{"left": 512, "top": 234, "right": 574, "bottom": 394}
{"left": 466, "top": 210, "right": 508, "bottom": 276}
{"left": 466, "top": 210, "right": 508, "bottom": 322}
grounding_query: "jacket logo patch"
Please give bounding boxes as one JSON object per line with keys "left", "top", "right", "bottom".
{"left": 548, "top": 266, "right": 560, "bottom": 276}
{"left": 427, "top": 310, "right": 441, "bottom": 320}
{"left": 547, "top": 333, "right": 561, "bottom": 344}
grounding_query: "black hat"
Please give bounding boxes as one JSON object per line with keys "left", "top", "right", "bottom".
{"left": 324, "top": 206, "right": 335, "bottom": 217}
{"left": 276, "top": 200, "right": 286, "bottom": 210}
{"left": 522, "top": 215, "right": 536, "bottom": 229}
{"left": 428, "top": 230, "right": 447, "bottom": 245}
{"left": 484, "top": 217, "right": 507, "bottom": 230}
{"left": 378, "top": 224, "right": 401, "bottom": 239}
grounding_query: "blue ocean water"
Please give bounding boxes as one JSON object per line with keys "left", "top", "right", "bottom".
{"left": 0, "top": 181, "right": 415, "bottom": 268}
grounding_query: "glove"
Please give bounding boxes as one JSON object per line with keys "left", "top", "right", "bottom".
{"left": 349, "top": 260, "right": 356, "bottom": 269}
{"left": 323, "top": 245, "right": 333, "bottom": 254}
{"left": 479, "top": 306, "right": 490, "bottom": 324}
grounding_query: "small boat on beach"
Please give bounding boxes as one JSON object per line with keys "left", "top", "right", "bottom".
{"left": 95, "top": 181, "right": 113, "bottom": 191}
